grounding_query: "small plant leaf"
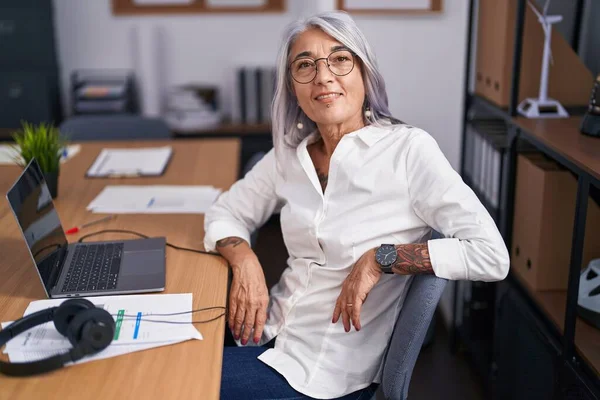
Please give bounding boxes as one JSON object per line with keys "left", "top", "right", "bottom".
{"left": 11, "top": 121, "right": 66, "bottom": 173}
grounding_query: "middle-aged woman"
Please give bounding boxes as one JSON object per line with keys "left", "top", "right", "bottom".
{"left": 204, "top": 11, "right": 510, "bottom": 400}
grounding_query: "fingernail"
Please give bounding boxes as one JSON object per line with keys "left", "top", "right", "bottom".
{"left": 234, "top": 335, "right": 239, "bottom": 340}
{"left": 345, "top": 327, "right": 349, "bottom": 333}
{"left": 241, "top": 339, "right": 248, "bottom": 346}
{"left": 332, "top": 318, "right": 335, "bottom": 323}
{"left": 254, "top": 337, "right": 259, "bottom": 344}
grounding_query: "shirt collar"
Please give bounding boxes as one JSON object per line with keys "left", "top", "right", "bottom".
{"left": 300, "top": 124, "right": 394, "bottom": 149}
{"left": 351, "top": 124, "right": 393, "bottom": 147}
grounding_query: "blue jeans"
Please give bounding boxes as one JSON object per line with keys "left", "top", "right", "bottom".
{"left": 220, "top": 344, "right": 379, "bottom": 400}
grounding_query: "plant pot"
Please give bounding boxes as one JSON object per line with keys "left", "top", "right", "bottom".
{"left": 43, "top": 170, "right": 59, "bottom": 199}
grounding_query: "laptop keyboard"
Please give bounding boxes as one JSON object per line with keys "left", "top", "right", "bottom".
{"left": 61, "top": 243, "right": 123, "bottom": 293}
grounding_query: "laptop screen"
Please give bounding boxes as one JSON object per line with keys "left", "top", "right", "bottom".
{"left": 6, "top": 159, "right": 67, "bottom": 294}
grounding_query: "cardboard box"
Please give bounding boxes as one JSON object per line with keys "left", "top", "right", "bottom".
{"left": 511, "top": 153, "right": 600, "bottom": 291}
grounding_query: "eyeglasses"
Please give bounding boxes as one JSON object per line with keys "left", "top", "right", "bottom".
{"left": 289, "top": 50, "right": 356, "bottom": 84}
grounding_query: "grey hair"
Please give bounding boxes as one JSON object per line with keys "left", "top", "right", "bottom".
{"left": 271, "top": 11, "right": 401, "bottom": 159}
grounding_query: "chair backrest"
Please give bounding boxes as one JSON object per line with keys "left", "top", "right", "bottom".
{"left": 243, "top": 151, "right": 267, "bottom": 178}
{"left": 59, "top": 115, "right": 171, "bottom": 141}
{"left": 381, "top": 274, "right": 448, "bottom": 400}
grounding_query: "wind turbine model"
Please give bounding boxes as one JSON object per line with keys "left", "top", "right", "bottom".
{"left": 517, "top": 0, "right": 569, "bottom": 118}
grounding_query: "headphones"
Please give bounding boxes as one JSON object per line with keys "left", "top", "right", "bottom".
{"left": 0, "top": 299, "right": 115, "bottom": 377}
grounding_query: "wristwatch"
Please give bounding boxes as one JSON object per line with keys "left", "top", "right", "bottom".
{"left": 375, "top": 244, "right": 397, "bottom": 274}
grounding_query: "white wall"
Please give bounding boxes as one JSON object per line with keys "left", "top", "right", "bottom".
{"left": 52, "top": 0, "right": 468, "bottom": 169}
{"left": 52, "top": 0, "right": 300, "bottom": 122}
{"left": 352, "top": 1, "right": 469, "bottom": 170}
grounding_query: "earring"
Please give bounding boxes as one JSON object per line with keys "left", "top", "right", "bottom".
{"left": 297, "top": 122, "right": 304, "bottom": 129}
{"left": 365, "top": 108, "right": 372, "bottom": 118}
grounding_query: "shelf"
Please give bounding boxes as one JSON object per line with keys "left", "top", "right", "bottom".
{"left": 511, "top": 267, "right": 600, "bottom": 376}
{"left": 469, "top": 94, "right": 512, "bottom": 121}
{"left": 464, "top": 176, "right": 500, "bottom": 224}
{"left": 172, "top": 122, "right": 271, "bottom": 138}
{"left": 468, "top": 120, "right": 511, "bottom": 151}
{"left": 461, "top": 1, "right": 600, "bottom": 395}
{"left": 514, "top": 117, "right": 600, "bottom": 186}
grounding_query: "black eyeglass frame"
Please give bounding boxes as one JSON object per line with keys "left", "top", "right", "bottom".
{"left": 288, "top": 50, "right": 357, "bottom": 84}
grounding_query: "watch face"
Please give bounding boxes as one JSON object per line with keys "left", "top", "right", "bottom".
{"left": 376, "top": 245, "right": 397, "bottom": 267}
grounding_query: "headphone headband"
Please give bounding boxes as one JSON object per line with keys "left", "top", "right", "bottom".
{"left": 0, "top": 308, "right": 57, "bottom": 343}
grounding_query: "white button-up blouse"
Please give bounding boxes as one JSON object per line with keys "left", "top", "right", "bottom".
{"left": 204, "top": 123, "right": 509, "bottom": 399}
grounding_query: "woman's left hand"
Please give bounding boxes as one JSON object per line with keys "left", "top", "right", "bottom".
{"left": 332, "top": 248, "right": 382, "bottom": 332}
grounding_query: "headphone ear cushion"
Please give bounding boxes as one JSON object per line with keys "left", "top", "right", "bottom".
{"left": 67, "top": 308, "right": 115, "bottom": 354}
{"left": 53, "top": 299, "right": 96, "bottom": 336}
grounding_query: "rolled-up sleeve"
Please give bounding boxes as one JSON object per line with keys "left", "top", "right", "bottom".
{"left": 203, "top": 149, "right": 282, "bottom": 252}
{"left": 405, "top": 130, "right": 510, "bottom": 281}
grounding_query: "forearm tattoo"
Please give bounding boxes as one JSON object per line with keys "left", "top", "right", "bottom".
{"left": 391, "top": 243, "right": 434, "bottom": 275}
{"left": 216, "top": 237, "right": 244, "bottom": 248}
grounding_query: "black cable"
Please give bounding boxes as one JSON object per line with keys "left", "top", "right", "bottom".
{"left": 77, "top": 229, "right": 221, "bottom": 256}
{"left": 138, "top": 306, "right": 226, "bottom": 316}
{"left": 33, "top": 243, "right": 63, "bottom": 258}
{"left": 119, "top": 313, "right": 226, "bottom": 325}
{"left": 76, "top": 230, "right": 226, "bottom": 323}
{"left": 111, "top": 306, "right": 227, "bottom": 324}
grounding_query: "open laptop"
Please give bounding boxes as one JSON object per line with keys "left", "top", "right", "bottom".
{"left": 6, "top": 159, "right": 166, "bottom": 298}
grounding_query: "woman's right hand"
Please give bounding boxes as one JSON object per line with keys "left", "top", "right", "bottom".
{"left": 228, "top": 256, "right": 269, "bottom": 345}
{"left": 215, "top": 237, "right": 269, "bottom": 345}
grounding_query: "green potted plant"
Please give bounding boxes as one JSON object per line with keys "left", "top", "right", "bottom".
{"left": 12, "top": 122, "right": 66, "bottom": 198}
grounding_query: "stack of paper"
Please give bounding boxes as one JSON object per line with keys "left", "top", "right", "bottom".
{"left": 0, "top": 144, "right": 81, "bottom": 165}
{"left": 1, "top": 293, "right": 203, "bottom": 365}
{"left": 87, "top": 185, "right": 222, "bottom": 214}
{"left": 86, "top": 146, "right": 172, "bottom": 177}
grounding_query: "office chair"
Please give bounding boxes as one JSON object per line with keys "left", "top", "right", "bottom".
{"left": 59, "top": 115, "right": 171, "bottom": 141}
{"left": 243, "top": 151, "right": 268, "bottom": 248}
{"left": 242, "top": 151, "right": 267, "bottom": 177}
{"left": 375, "top": 273, "right": 448, "bottom": 400}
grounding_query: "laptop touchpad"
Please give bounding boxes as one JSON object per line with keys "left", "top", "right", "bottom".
{"left": 121, "top": 251, "right": 164, "bottom": 275}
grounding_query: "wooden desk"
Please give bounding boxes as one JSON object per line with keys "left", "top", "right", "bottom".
{"left": 0, "top": 139, "right": 240, "bottom": 400}
{"left": 514, "top": 117, "right": 600, "bottom": 183}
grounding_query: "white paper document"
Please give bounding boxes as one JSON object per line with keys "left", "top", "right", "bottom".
{"left": 1, "top": 293, "right": 203, "bottom": 366}
{"left": 0, "top": 144, "right": 81, "bottom": 165}
{"left": 86, "top": 146, "right": 172, "bottom": 177}
{"left": 3, "top": 339, "right": 190, "bottom": 365}
{"left": 87, "top": 185, "right": 221, "bottom": 214}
